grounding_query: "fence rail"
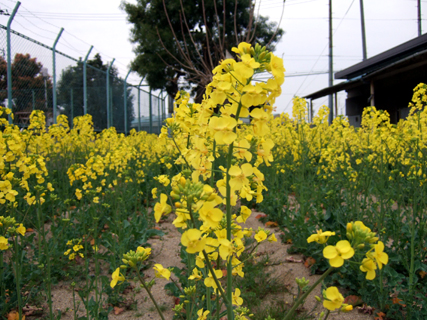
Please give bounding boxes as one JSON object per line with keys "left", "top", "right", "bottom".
{"left": 0, "top": 21, "right": 166, "bottom": 134}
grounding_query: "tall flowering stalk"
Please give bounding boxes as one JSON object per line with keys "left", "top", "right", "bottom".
{"left": 150, "top": 43, "right": 283, "bottom": 319}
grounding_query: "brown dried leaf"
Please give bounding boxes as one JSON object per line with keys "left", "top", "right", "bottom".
{"left": 344, "top": 295, "right": 363, "bottom": 306}
{"left": 113, "top": 306, "right": 125, "bottom": 315}
{"left": 303, "top": 257, "right": 316, "bottom": 268}
{"left": 265, "top": 221, "right": 278, "bottom": 227}
{"left": 7, "top": 311, "right": 25, "bottom": 320}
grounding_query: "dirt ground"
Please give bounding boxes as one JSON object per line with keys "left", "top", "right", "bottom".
{"left": 50, "top": 211, "right": 375, "bottom": 320}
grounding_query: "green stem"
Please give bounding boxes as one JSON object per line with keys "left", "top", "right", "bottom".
{"left": 0, "top": 252, "right": 4, "bottom": 306}
{"left": 215, "top": 289, "right": 220, "bottom": 320}
{"left": 225, "top": 144, "right": 234, "bottom": 320}
{"left": 202, "top": 250, "right": 230, "bottom": 306}
{"left": 72, "top": 284, "right": 79, "bottom": 320}
{"left": 135, "top": 269, "right": 165, "bottom": 320}
{"left": 93, "top": 216, "right": 100, "bottom": 320}
{"left": 44, "top": 237, "right": 53, "bottom": 320}
{"left": 379, "top": 267, "right": 384, "bottom": 311}
{"left": 322, "top": 310, "right": 331, "bottom": 320}
{"left": 283, "top": 267, "right": 334, "bottom": 320}
{"left": 206, "top": 286, "right": 212, "bottom": 316}
{"left": 36, "top": 197, "right": 43, "bottom": 263}
{"left": 210, "top": 140, "right": 216, "bottom": 188}
{"left": 171, "top": 135, "right": 190, "bottom": 169}
{"left": 13, "top": 236, "right": 23, "bottom": 320}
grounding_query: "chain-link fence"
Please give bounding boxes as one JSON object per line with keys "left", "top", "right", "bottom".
{"left": 0, "top": 23, "right": 167, "bottom": 134}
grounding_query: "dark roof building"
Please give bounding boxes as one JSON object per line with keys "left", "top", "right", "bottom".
{"left": 305, "top": 33, "right": 427, "bottom": 126}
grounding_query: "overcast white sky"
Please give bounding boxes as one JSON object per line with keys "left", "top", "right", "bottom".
{"left": 0, "top": 0, "right": 425, "bottom": 116}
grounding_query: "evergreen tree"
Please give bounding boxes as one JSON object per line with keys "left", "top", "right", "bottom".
{"left": 57, "top": 53, "right": 134, "bottom": 132}
{"left": 121, "top": 0, "right": 284, "bottom": 102}
{"left": 0, "top": 53, "right": 52, "bottom": 113}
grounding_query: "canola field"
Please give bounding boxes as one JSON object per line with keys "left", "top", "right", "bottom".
{"left": 1, "top": 43, "right": 426, "bottom": 320}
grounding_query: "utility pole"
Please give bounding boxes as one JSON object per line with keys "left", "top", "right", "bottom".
{"left": 328, "top": 0, "right": 333, "bottom": 124}
{"left": 418, "top": 0, "right": 422, "bottom": 36}
{"left": 360, "top": 0, "right": 367, "bottom": 60}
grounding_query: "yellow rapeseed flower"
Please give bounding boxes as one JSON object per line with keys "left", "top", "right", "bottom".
{"left": 232, "top": 288, "right": 244, "bottom": 306}
{"left": 254, "top": 230, "right": 267, "bottom": 242}
{"left": 0, "top": 236, "right": 9, "bottom": 250}
{"left": 154, "top": 193, "right": 172, "bottom": 223}
{"left": 181, "top": 229, "right": 206, "bottom": 254}
{"left": 307, "top": 229, "right": 335, "bottom": 244}
{"left": 323, "top": 240, "right": 354, "bottom": 267}
{"left": 371, "top": 241, "right": 389, "bottom": 269}
{"left": 360, "top": 257, "right": 377, "bottom": 280}
{"left": 110, "top": 267, "right": 125, "bottom": 288}
{"left": 153, "top": 264, "right": 171, "bottom": 280}
{"left": 323, "top": 286, "right": 344, "bottom": 311}
{"left": 196, "top": 309, "right": 210, "bottom": 320}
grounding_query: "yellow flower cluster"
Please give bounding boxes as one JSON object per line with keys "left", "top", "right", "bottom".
{"left": 148, "top": 42, "right": 284, "bottom": 317}
{"left": 308, "top": 221, "right": 388, "bottom": 312}
{"left": 63, "top": 238, "right": 84, "bottom": 260}
{"left": 0, "top": 215, "right": 26, "bottom": 251}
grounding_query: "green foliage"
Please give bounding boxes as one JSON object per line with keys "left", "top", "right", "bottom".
{"left": 121, "top": 0, "right": 283, "bottom": 100}
{"left": 57, "top": 53, "right": 134, "bottom": 132}
{"left": 235, "top": 252, "right": 288, "bottom": 314}
{"left": 0, "top": 53, "right": 53, "bottom": 113}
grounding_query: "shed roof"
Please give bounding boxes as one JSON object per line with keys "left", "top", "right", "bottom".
{"left": 335, "top": 33, "right": 427, "bottom": 80}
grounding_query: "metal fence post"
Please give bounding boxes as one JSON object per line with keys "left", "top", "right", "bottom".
{"left": 6, "top": 1, "right": 21, "bottom": 123}
{"left": 83, "top": 45, "right": 93, "bottom": 115}
{"left": 106, "top": 58, "right": 115, "bottom": 128}
{"left": 52, "top": 27, "right": 64, "bottom": 125}
{"left": 157, "top": 94, "right": 161, "bottom": 134}
{"left": 137, "top": 78, "right": 144, "bottom": 131}
{"left": 123, "top": 69, "right": 132, "bottom": 134}
{"left": 161, "top": 90, "right": 165, "bottom": 124}
{"left": 70, "top": 88, "right": 73, "bottom": 125}
{"left": 149, "top": 87, "right": 152, "bottom": 134}
{"left": 110, "top": 85, "right": 113, "bottom": 127}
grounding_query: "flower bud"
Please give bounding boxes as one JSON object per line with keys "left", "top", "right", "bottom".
{"left": 341, "top": 304, "right": 353, "bottom": 312}
{"left": 171, "top": 191, "right": 180, "bottom": 200}
{"left": 368, "top": 236, "right": 379, "bottom": 243}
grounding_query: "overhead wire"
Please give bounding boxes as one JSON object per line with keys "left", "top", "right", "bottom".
{"left": 1, "top": 1, "right": 136, "bottom": 80}
{"left": 285, "top": 0, "right": 357, "bottom": 113}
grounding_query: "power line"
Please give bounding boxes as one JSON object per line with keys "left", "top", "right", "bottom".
{"left": 284, "top": 0, "right": 356, "bottom": 113}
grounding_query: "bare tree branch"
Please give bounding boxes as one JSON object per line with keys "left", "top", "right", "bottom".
{"left": 222, "top": 0, "right": 226, "bottom": 52}
{"left": 245, "top": 0, "right": 254, "bottom": 43}
{"left": 213, "top": 0, "right": 224, "bottom": 59}
{"left": 162, "top": 0, "right": 196, "bottom": 69}
{"left": 234, "top": 0, "right": 239, "bottom": 44}
{"left": 201, "top": 0, "right": 215, "bottom": 70}
{"left": 156, "top": 27, "right": 198, "bottom": 73}
{"left": 248, "top": 0, "right": 259, "bottom": 43}
{"left": 266, "top": 0, "right": 286, "bottom": 48}
{"left": 178, "top": 0, "right": 212, "bottom": 74}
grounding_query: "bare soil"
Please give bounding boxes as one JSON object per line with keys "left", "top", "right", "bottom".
{"left": 49, "top": 211, "right": 375, "bottom": 320}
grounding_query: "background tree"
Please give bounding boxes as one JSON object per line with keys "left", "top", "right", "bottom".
{"left": 121, "top": 0, "right": 284, "bottom": 102}
{"left": 0, "top": 53, "right": 52, "bottom": 113}
{"left": 57, "top": 53, "right": 134, "bottom": 132}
